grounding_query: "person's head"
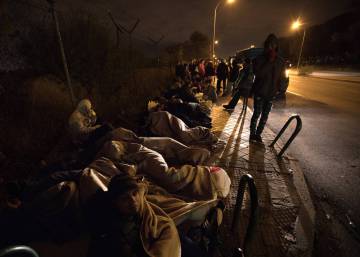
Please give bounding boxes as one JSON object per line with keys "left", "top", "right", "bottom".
{"left": 232, "top": 60, "right": 238, "bottom": 67}
{"left": 264, "top": 34, "right": 279, "bottom": 61}
{"left": 99, "top": 141, "right": 127, "bottom": 161}
{"left": 147, "top": 100, "right": 163, "bottom": 112}
{"left": 77, "top": 99, "right": 97, "bottom": 120}
{"left": 264, "top": 33, "right": 279, "bottom": 52}
{"left": 107, "top": 174, "right": 144, "bottom": 216}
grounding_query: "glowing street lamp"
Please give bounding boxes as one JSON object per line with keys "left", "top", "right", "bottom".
{"left": 215, "top": 40, "right": 219, "bottom": 45}
{"left": 291, "top": 20, "right": 302, "bottom": 31}
{"left": 212, "top": 0, "right": 236, "bottom": 60}
{"left": 291, "top": 18, "right": 306, "bottom": 70}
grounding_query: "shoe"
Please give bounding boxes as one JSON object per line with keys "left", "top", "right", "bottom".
{"left": 222, "top": 104, "right": 234, "bottom": 110}
{"left": 255, "top": 134, "right": 263, "bottom": 143}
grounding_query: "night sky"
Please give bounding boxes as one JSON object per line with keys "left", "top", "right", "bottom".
{"left": 59, "top": 0, "right": 356, "bottom": 56}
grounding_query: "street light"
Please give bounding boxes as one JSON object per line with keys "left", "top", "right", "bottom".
{"left": 215, "top": 40, "right": 219, "bottom": 45}
{"left": 212, "top": 0, "right": 235, "bottom": 60}
{"left": 291, "top": 18, "right": 306, "bottom": 71}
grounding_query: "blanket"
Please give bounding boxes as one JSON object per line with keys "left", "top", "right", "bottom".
{"left": 99, "top": 141, "right": 230, "bottom": 200}
{"left": 110, "top": 127, "right": 210, "bottom": 165}
{"left": 147, "top": 111, "right": 218, "bottom": 146}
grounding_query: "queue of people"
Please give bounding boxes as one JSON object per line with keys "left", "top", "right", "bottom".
{"left": 175, "top": 57, "right": 245, "bottom": 102}
{"left": 0, "top": 33, "right": 287, "bottom": 257}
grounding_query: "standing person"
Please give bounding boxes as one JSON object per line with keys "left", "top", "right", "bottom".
{"left": 249, "top": 34, "right": 287, "bottom": 143}
{"left": 205, "top": 60, "right": 216, "bottom": 85}
{"left": 216, "top": 59, "right": 228, "bottom": 96}
{"left": 184, "top": 63, "right": 191, "bottom": 80}
{"left": 175, "top": 61, "right": 186, "bottom": 80}
{"left": 223, "top": 58, "right": 254, "bottom": 111}
{"left": 198, "top": 59, "right": 206, "bottom": 78}
{"left": 205, "top": 60, "right": 215, "bottom": 76}
{"left": 224, "top": 59, "right": 240, "bottom": 96}
{"left": 189, "top": 60, "right": 198, "bottom": 79}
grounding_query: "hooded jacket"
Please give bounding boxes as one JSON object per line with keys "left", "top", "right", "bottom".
{"left": 68, "top": 99, "right": 101, "bottom": 144}
{"left": 252, "top": 35, "right": 287, "bottom": 100}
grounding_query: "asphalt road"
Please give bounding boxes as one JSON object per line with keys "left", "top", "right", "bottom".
{"left": 264, "top": 74, "right": 360, "bottom": 255}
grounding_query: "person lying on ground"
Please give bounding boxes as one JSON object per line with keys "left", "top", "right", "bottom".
{"left": 107, "top": 126, "right": 211, "bottom": 165}
{"left": 163, "top": 79, "right": 199, "bottom": 104}
{"left": 145, "top": 110, "right": 222, "bottom": 151}
{"left": 149, "top": 97, "right": 212, "bottom": 128}
{"left": 62, "top": 99, "right": 209, "bottom": 172}
{"left": 85, "top": 173, "right": 218, "bottom": 257}
{"left": 69, "top": 99, "right": 210, "bottom": 164}
{"left": 85, "top": 173, "right": 181, "bottom": 257}
{"left": 98, "top": 140, "right": 230, "bottom": 201}
{"left": 0, "top": 170, "right": 82, "bottom": 246}
{"left": 0, "top": 158, "right": 224, "bottom": 255}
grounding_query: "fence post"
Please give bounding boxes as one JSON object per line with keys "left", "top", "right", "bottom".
{"left": 48, "top": 0, "right": 76, "bottom": 107}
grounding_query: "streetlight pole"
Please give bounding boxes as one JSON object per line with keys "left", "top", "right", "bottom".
{"left": 297, "top": 29, "right": 306, "bottom": 70}
{"left": 212, "top": 0, "right": 235, "bottom": 61}
{"left": 212, "top": 1, "right": 222, "bottom": 61}
{"left": 291, "top": 19, "right": 306, "bottom": 72}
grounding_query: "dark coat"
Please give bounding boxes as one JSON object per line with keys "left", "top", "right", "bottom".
{"left": 229, "top": 65, "right": 240, "bottom": 82}
{"left": 205, "top": 63, "right": 215, "bottom": 76}
{"left": 252, "top": 54, "right": 287, "bottom": 100}
{"left": 216, "top": 62, "right": 229, "bottom": 80}
{"left": 235, "top": 65, "right": 254, "bottom": 97}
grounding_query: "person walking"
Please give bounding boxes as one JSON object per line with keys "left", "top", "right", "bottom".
{"left": 249, "top": 34, "right": 287, "bottom": 143}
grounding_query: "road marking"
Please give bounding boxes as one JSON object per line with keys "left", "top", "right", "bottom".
{"left": 287, "top": 90, "right": 304, "bottom": 97}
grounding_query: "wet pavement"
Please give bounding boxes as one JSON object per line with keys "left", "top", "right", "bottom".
{"left": 209, "top": 97, "right": 315, "bottom": 257}
{"left": 267, "top": 74, "right": 360, "bottom": 257}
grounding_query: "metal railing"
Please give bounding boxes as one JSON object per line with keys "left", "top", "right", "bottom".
{"left": 231, "top": 174, "right": 258, "bottom": 257}
{"left": 269, "top": 114, "right": 302, "bottom": 158}
{"left": 0, "top": 246, "right": 39, "bottom": 257}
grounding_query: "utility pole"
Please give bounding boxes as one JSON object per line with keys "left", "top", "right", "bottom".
{"left": 107, "top": 11, "right": 140, "bottom": 64}
{"left": 107, "top": 11, "right": 140, "bottom": 88}
{"left": 108, "top": 11, "right": 124, "bottom": 48}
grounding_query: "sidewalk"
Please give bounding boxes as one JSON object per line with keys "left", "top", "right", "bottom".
{"left": 209, "top": 97, "right": 316, "bottom": 257}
